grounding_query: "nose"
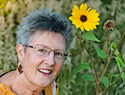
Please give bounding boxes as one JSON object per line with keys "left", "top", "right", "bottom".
{"left": 46, "top": 51, "right": 55, "bottom": 66}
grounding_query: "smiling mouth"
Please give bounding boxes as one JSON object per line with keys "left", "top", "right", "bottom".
{"left": 38, "top": 69, "right": 52, "bottom": 74}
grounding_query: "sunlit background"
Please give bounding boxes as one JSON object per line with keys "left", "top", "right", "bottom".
{"left": 0, "top": 0, "right": 125, "bottom": 95}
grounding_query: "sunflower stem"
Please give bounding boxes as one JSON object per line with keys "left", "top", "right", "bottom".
{"left": 101, "top": 68, "right": 125, "bottom": 95}
{"left": 96, "top": 33, "right": 125, "bottom": 95}
{"left": 107, "top": 30, "right": 110, "bottom": 58}
{"left": 103, "top": 30, "right": 110, "bottom": 65}
{"left": 110, "top": 33, "right": 125, "bottom": 57}
{"left": 75, "top": 32, "right": 98, "bottom": 82}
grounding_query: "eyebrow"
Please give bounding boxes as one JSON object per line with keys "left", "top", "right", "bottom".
{"left": 35, "top": 44, "right": 65, "bottom": 50}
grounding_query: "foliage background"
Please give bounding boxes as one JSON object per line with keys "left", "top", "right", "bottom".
{"left": 0, "top": 0, "right": 125, "bottom": 95}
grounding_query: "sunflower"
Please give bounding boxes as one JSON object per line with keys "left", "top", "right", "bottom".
{"left": 69, "top": 3, "right": 100, "bottom": 31}
{"left": 0, "top": 0, "right": 7, "bottom": 9}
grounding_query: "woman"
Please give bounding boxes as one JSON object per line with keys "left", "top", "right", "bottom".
{"left": 0, "top": 8, "right": 72, "bottom": 95}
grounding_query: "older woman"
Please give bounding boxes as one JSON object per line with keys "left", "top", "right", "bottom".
{"left": 0, "top": 8, "right": 72, "bottom": 95}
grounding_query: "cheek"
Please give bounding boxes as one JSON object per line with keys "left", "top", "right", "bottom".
{"left": 55, "top": 63, "right": 63, "bottom": 73}
{"left": 24, "top": 51, "right": 42, "bottom": 67}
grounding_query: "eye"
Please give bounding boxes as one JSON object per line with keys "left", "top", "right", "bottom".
{"left": 55, "top": 52, "right": 63, "bottom": 57}
{"left": 38, "top": 49, "right": 47, "bottom": 53}
{"left": 35, "top": 48, "right": 48, "bottom": 56}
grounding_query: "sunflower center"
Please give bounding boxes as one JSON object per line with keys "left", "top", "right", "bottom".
{"left": 80, "top": 15, "right": 87, "bottom": 22}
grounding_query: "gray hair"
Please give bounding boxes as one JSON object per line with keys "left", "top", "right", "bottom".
{"left": 16, "top": 8, "right": 72, "bottom": 50}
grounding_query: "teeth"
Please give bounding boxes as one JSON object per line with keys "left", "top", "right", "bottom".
{"left": 39, "top": 69, "right": 51, "bottom": 74}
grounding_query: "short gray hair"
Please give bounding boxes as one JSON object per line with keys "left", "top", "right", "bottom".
{"left": 16, "top": 8, "right": 72, "bottom": 50}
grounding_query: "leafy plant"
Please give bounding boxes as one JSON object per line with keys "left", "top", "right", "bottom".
{"left": 0, "top": 0, "right": 125, "bottom": 94}
{"left": 69, "top": 3, "right": 125, "bottom": 95}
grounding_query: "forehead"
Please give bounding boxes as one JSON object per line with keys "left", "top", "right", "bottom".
{"left": 30, "top": 31, "right": 66, "bottom": 49}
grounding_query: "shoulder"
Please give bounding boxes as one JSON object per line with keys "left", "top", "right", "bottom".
{"left": 0, "top": 83, "right": 16, "bottom": 95}
{"left": 0, "top": 70, "right": 16, "bottom": 87}
{"left": 0, "top": 70, "right": 16, "bottom": 95}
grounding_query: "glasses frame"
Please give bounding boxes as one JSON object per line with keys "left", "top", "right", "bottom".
{"left": 22, "top": 44, "right": 70, "bottom": 61}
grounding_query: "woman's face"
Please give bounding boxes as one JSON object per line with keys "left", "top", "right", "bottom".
{"left": 17, "top": 31, "right": 65, "bottom": 88}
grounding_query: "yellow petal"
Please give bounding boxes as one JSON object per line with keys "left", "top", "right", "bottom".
{"left": 82, "top": 22, "right": 91, "bottom": 31}
{"left": 93, "top": 22, "right": 100, "bottom": 25}
{"left": 89, "top": 22, "right": 99, "bottom": 26}
{"left": 72, "top": 19, "right": 82, "bottom": 28}
{"left": 88, "top": 13, "right": 99, "bottom": 17}
{"left": 89, "top": 22, "right": 97, "bottom": 29}
{"left": 73, "top": 5, "right": 79, "bottom": 11}
{"left": 86, "top": 7, "right": 91, "bottom": 14}
{"left": 71, "top": 5, "right": 81, "bottom": 18}
{"left": 80, "top": 3, "right": 87, "bottom": 14}
{"left": 71, "top": 12, "right": 81, "bottom": 18}
{"left": 88, "top": 16, "right": 100, "bottom": 22}
{"left": 88, "top": 9, "right": 96, "bottom": 15}
{"left": 80, "top": 26, "right": 84, "bottom": 31}
{"left": 90, "top": 22, "right": 96, "bottom": 30}
{"left": 69, "top": 16, "right": 75, "bottom": 21}
{"left": 87, "top": 22, "right": 94, "bottom": 30}
{"left": 88, "top": 13, "right": 99, "bottom": 18}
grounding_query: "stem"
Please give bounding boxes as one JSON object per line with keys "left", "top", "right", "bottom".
{"left": 96, "top": 58, "right": 110, "bottom": 95}
{"left": 96, "top": 33, "right": 125, "bottom": 94}
{"left": 96, "top": 29, "right": 110, "bottom": 95}
{"left": 107, "top": 30, "right": 109, "bottom": 58}
{"left": 101, "top": 68, "right": 125, "bottom": 95}
{"left": 85, "top": 80, "right": 88, "bottom": 95}
{"left": 96, "top": 83, "right": 99, "bottom": 95}
{"left": 75, "top": 32, "right": 98, "bottom": 82}
{"left": 104, "top": 30, "right": 111, "bottom": 65}
{"left": 99, "top": 59, "right": 110, "bottom": 82}
{"left": 110, "top": 33, "right": 125, "bottom": 57}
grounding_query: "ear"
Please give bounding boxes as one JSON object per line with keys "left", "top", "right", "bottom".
{"left": 16, "top": 44, "right": 24, "bottom": 63}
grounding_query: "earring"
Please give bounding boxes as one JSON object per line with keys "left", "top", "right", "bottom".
{"left": 18, "top": 64, "right": 23, "bottom": 74}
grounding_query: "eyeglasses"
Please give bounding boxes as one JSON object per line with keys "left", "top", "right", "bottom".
{"left": 23, "top": 44, "right": 70, "bottom": 62}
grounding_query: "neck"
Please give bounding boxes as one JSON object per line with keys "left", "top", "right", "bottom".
{"left": 11, "top": 70, "right": 44, "bottom": 95}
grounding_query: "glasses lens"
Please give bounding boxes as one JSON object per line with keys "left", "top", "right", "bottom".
{"left": 34, "top": 45, "right": 66, "bottom": 62}
{"left": 55, "top": 50, "right": 65, "bottom": 61}
{"left": 35, "top": 45, "right": 50, "bottom": 57}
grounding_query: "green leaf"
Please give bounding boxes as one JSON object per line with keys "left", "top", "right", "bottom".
{"left": 79, "top": 31, "right": 82, "bottom": 34}
{"left": 101, "top": 76, "right": 109, "bottom": 87}
{"left": 113, "top": 74, "right": 119, "bottom": 77}
{"left": 81, "top": 74, "right": 94, "bottom": 81}
{"left": 107, "top": 73, "right": 113, "bottom": 78}
{"left": 116, "top": 56, "right": 124, "bottom": 81}
{"left": 68, "top": 62, "right": 90, "bottom": 79}
{"left": 111, "top": 42, "right": 125, "bottom": 81}
{"left": 116, "top": 55, "right": 123, "bottom": 66}
{"left": 122, "top": 64, "right": 125, "bottom": 68}
{"left": 82, "top": 32, "right": 100, "bottom": 42}
{"left": 96, "top": 48, "right": 107, "bottom": 59}
{"left": 110, "top": 42, "right": 116, "bottom": 50}
{"left": 110, "top": 42, "right": 119, "bottom": 55}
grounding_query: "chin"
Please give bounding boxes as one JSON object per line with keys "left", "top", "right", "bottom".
{"left": 36, "top": 80, "right": 53, "bottom": 88}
